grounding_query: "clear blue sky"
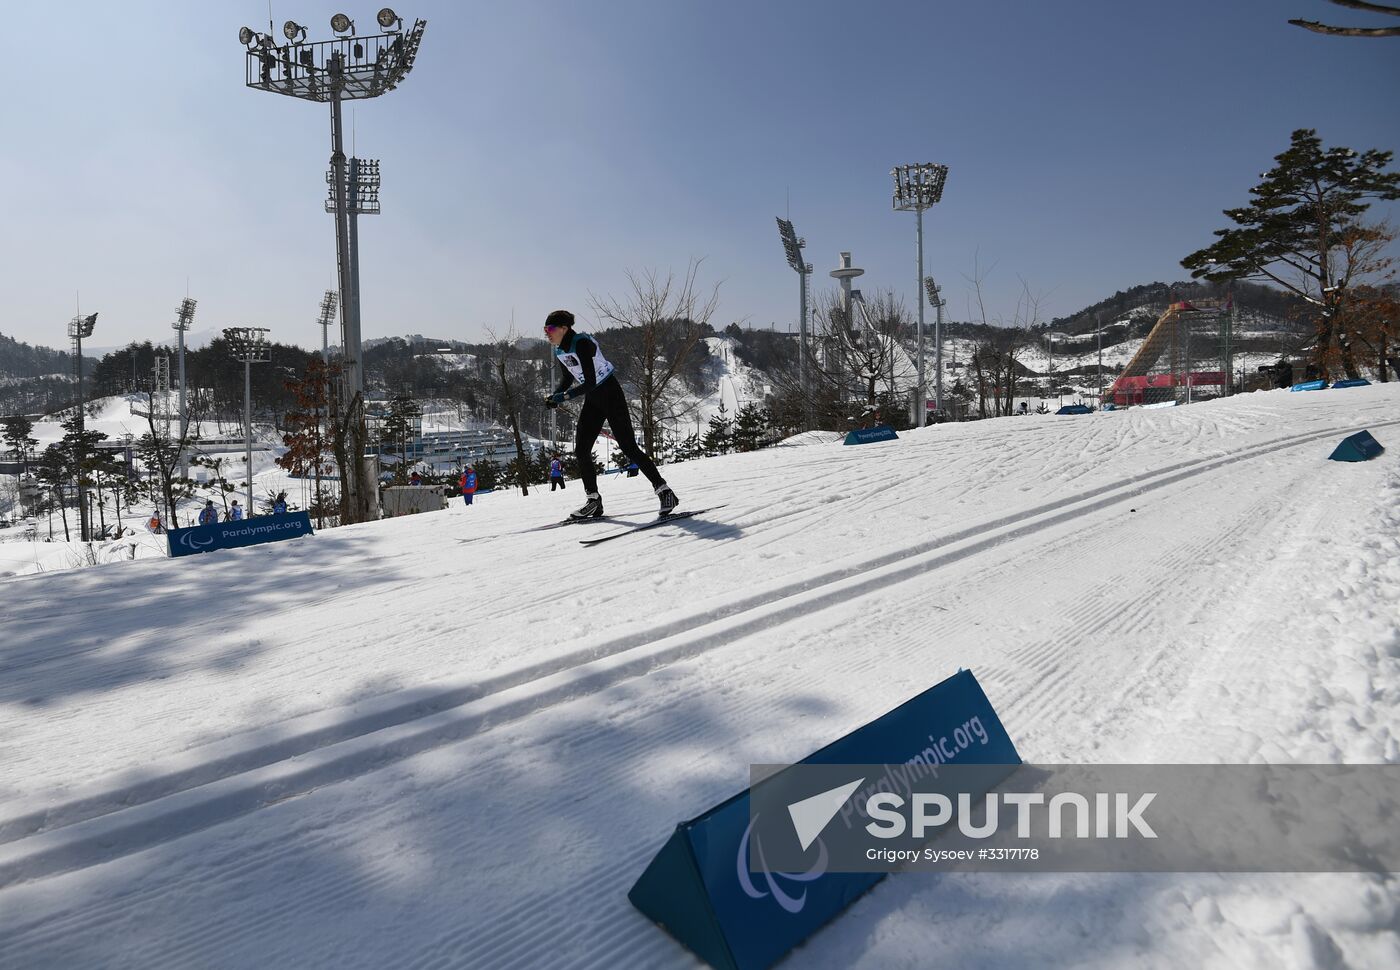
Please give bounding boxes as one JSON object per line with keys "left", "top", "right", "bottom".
{"left": 1, "top": 0, "right": 1397, "bottom": 352}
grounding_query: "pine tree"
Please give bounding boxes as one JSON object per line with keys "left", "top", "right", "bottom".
{"left": 671, "top": 431, "right": 703, "bottom": 463}
{"left": 732, "top": 402, "right": 768, "bottom": 452}
{"left": 1182, "top": 129, "right": 1400, "bottom": 380}
{"left": 702, "top": 402, "right": 733, "bottom": 455}
{"left": 2, "top": 415, "right": 38, "bottom": 475}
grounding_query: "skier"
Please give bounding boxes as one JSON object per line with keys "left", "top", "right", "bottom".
{"left": 198, "top": 500, "right": 218, "bottom": 526}
{"left": 273, "top": 492, "right": 288, "bottom": 515}
{"left": 542, "top": 309, "right": 678, "bottom": 519}
{"left": 549, "top": 454, "right": 566, "bottom": 491}
{"left": 459, "top": 466, "right": 477, "bottom": 506}
{"left": 227, "top": 500, "right": 244, "bottom": 522}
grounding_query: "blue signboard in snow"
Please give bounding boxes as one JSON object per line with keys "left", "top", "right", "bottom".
{"left": 842, "top": 425, "right": 898, "bottom": 445}
{"left": 167, "top": 512, "right": 314, "bottom": 558}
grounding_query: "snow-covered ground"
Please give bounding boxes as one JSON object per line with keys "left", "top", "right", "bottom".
{"left": 1, "top": 383, "right": 1398, "bottom": 968}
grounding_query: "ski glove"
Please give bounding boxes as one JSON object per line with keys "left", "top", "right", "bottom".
{"left": 545, "top": 392, "right": 567, "bottom": 409}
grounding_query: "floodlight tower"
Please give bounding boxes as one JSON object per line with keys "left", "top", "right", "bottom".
{"left": 240, "top": 8, "right": 426, "bottom": 522}
{"left": 316, "top": 288, "right": 339, "bottom": 362}
{"left": 153, "top": 355, "right": 171, "bottom": 437}
{"left": 775, "top": 218, "right": 814, "bottom": 415}
{"left": 224, "top": 327, "right": 272, "bottom": 515}
{"left": 923, "top": 276, "right": 946, "bottom": 418}
{"left": 172, "top": 297, "right": 196, "bottom": 470}
{"left": 326, "top": 157, "right": 380, "bottom": 352}
{"left": 892, "top": 162, "right": 949, "bottom": 421}
{"left": 68, "top": 311, "right": 97, "bottom": 541}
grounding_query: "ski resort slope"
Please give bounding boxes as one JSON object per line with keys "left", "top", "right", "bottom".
{"left": 2, "top": 385, "right": 1399, "bottom": 969}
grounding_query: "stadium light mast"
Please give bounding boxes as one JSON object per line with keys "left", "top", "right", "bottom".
{"left": 239, "top": 8, "right": 426, "bottom": 522}
{"left": 892, "top": 162, "right": 948, "bottom": 423}
{"left": 173, "top": 297, "right": 196, "bottom": 472}
{"left": 923, "top": 276, "right": 946, "bottom": 420}
{"left": 775, "top": 217, "right": 814, "bottom": 423}
{"left": 224, "top": 327, "right": 271, "bottom": 516}
{"left": 316, "top": 289, "right": 339, "bottom": 363}
{"left": 68, "top": 311, "right": 97, "bottom": 541}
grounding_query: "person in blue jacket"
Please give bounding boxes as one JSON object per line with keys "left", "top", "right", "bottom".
{"left": 198, "top": 500, "right": 218, "bottom": 526}
{"left": 226, "top": 500, "right": 244, "bottom": 522}
{"left": 542, "top": 309, "right": 678, "bottom": 519}
{"left": 459, "top": 466, "right": 477, "bottom": 506}
{"left": 549, "top": 454, "right": 566, "bottom": 491}
{"left": 273, "top": 492, "right": 288, "bottom": 515}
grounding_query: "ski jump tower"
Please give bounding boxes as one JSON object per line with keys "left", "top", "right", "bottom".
{"left": 1107, "top": 298, "right": 1235, "bottom": 406}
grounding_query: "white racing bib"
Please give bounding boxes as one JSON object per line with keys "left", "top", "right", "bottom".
{"left": 554, "top": 332, "right": 616, "bottom": 387}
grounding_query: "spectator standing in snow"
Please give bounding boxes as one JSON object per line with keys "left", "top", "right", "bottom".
{"left": 459, "top": 466, "right": 477, "bottom": 506}
{"left": 410, "top": 470, "right": 423, "bottom": 486}
{"left": 147, "top": 512, "right": 165, "bottom": 535}
{"left": 226, "top": 500, "right": 244, "bottom": 522}
{"left": 273, "top": 492, "right": 288, "bottom": 515}
{"left": 198, "top": 500, "right": 218, "bottom": 526}
{"left": 549, "top": 455, "right": 566, "bottom": 491}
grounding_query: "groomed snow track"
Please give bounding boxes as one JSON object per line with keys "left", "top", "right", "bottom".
{"left": 2, "top": 386, "right": 1398, "bottom": 969}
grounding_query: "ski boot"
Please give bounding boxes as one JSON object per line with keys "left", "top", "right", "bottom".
{"left": 656, "top": 484, "right": 680, "bottom": 516}
{"left": 570, "top": 493, "right": 604, "bottom": 520}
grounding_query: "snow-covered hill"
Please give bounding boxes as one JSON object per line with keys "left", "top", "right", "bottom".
{"left": 2, "top": 384, "right": 1398, "bottom": 968}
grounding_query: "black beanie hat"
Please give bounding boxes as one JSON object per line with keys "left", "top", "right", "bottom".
{"left": 545, "top": 309, "right": 575, "bottom": 329}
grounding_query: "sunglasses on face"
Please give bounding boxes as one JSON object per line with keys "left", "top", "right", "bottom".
{"left": 544, "top": 324, "right": 563, "bottom": 333}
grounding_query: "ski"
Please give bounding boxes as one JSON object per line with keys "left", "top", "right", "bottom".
{"left": 578, "top": 505, "right": 729, "bottom": 546}
{"left": 520, "top": 515, "right": 625, "bottom": 534}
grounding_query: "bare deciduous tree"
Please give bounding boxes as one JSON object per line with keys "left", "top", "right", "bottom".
{"left": 134, "top": 387, "right": 197, "bottom": 527}
{"left": 484, "top": 327, "right": 536, "bottom": 497}
{"left": 589, "top": 260, "right": 719, "bottom": 453}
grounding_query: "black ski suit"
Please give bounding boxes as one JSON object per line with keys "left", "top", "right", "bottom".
{"left": 554, "top": 333, "right": 664, "bottom": 495}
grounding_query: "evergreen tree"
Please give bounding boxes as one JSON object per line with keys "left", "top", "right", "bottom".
{"left": 702, "top": 402, "right": 733, "bottom": 455}
{"left": 671, "top": 431, "right": 703, "bottom": 463}
{"left": 1182, "top": 129, "right": 1400, "bottom": 379}
{"left": 474, "top": 455, "right": 503, "bottom": 492}
{"left": 2, "top": 415, "right": 38, "bottom": 474}
{"left": 380, "top": 392, "right": 423, "bottom": 483}
{"left": 732, "top": 402, "right": 768, "bottom": 452}
{"left": 35, "top": 444, "right": 72, "bottom": 541}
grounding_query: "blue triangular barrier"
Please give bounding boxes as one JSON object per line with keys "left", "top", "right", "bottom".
{"left": 1290, "top": 380, "right": 1328, "bottom": 392}
{"left": 629, "top": 669, "right": 1019, "bottom": 969}
{"left": 1056, "top": 404, "right": 1092, "bottom": 415}
{"left": 1328, "top": 430, "right": 1385, "bottom": 462}
{"left": 1332, "top": 379, "right": 1372, "bottom": 389}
